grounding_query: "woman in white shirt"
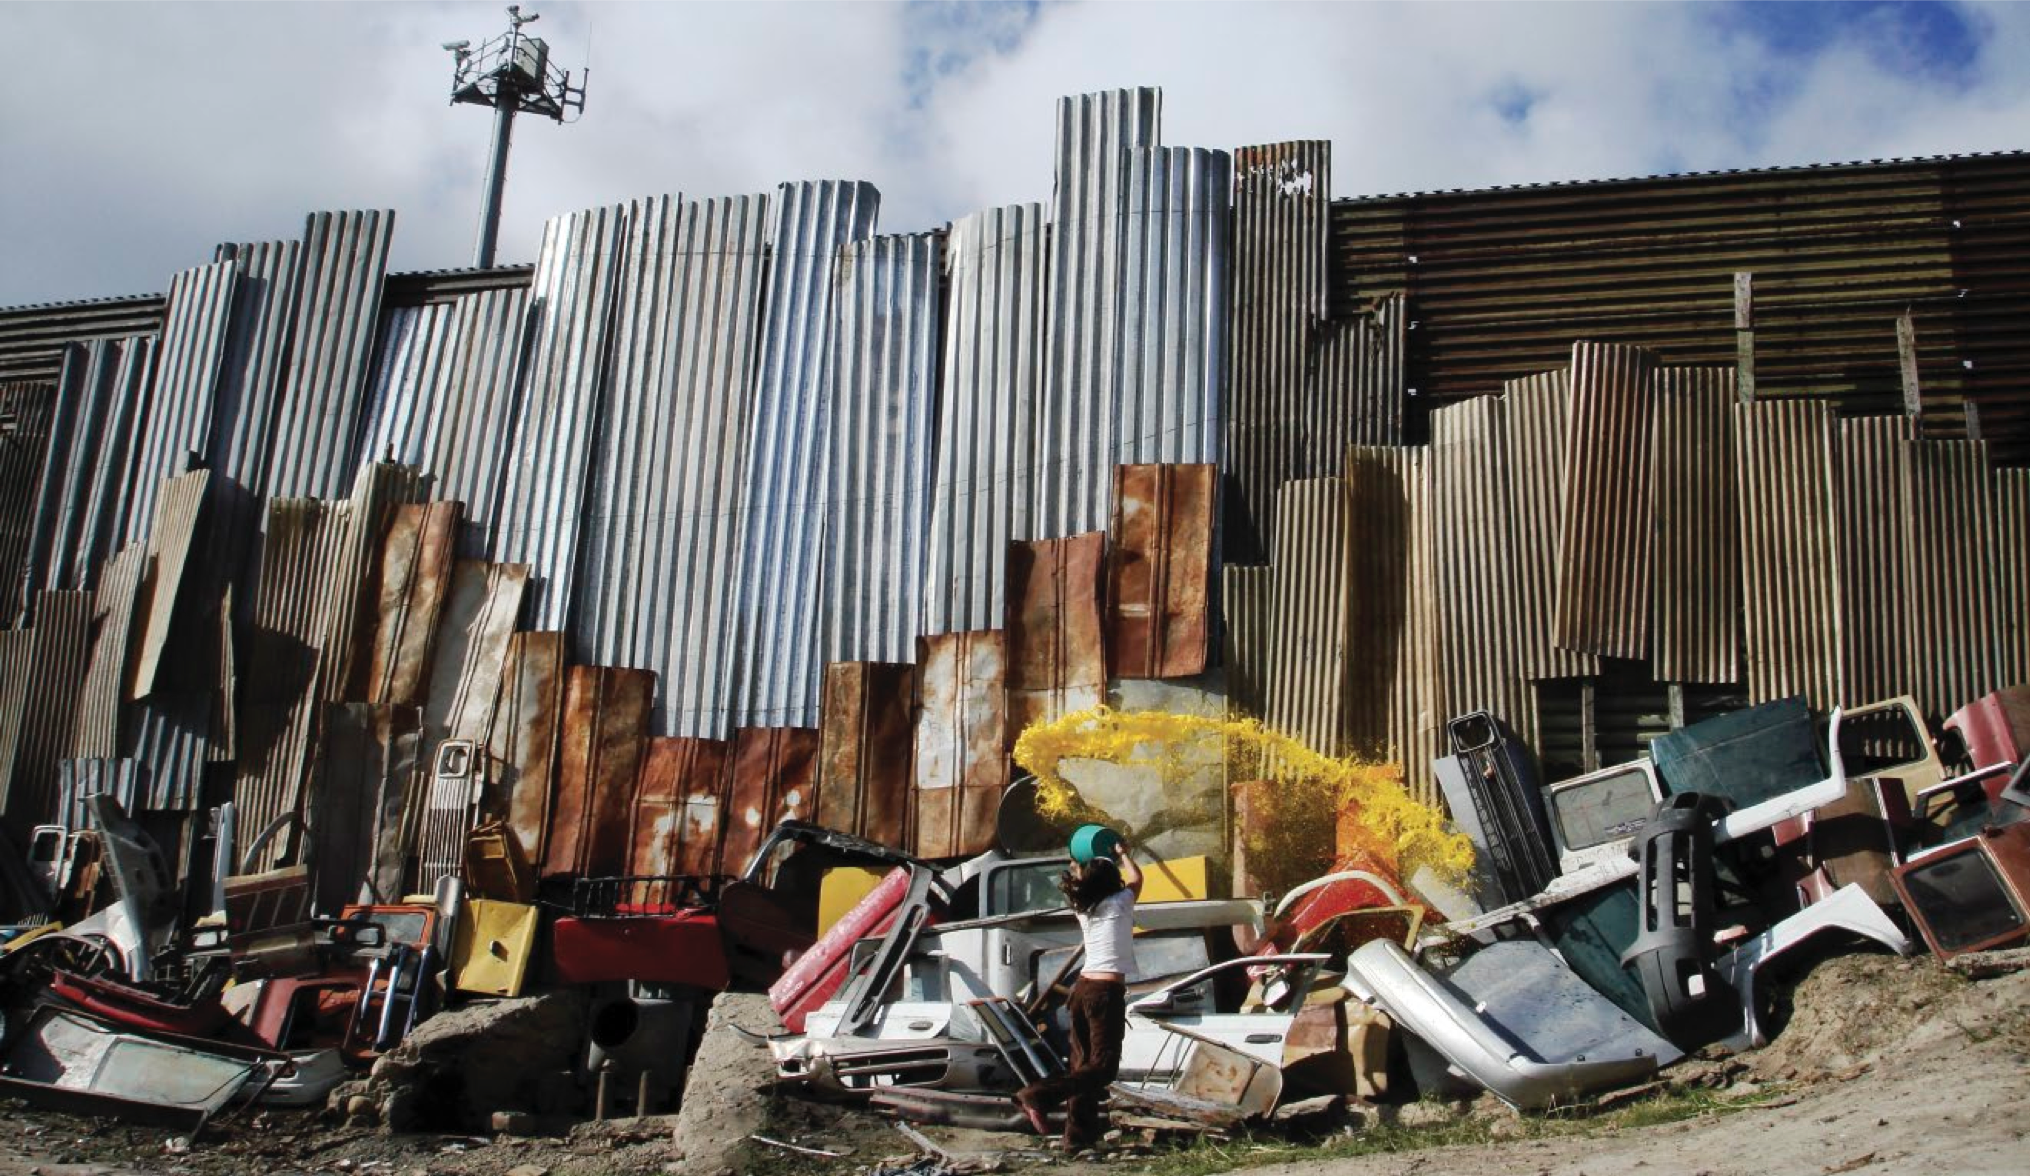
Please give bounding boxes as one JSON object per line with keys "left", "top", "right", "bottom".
{"left": 1014, "top": 838, "right": 1143, "bottom": 1151}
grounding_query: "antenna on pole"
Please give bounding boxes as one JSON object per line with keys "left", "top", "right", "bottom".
{"left": 443, "top": 5, "right": 588, "bottom": 269}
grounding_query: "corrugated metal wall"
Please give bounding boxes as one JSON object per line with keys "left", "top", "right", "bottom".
{"left": 125, "top": 259, "right": 235, "bottom": 546}
{"left": 1997, "top": 469, "right": 2030, "bottom": 688}
{"left": 1553, "top": 341, "right": 1658, "bottom": 659}
{"left": 264, "top": 211, "right": 395, "bottom": 499}
{"left": 208, "top": 239, "right": 303, "bottom": 489}
{"left": 1650, "top": 366, "right": 1739, "bottom": 685}
{"left": 21, "top": 340, "right": 153, "bottom": 602}
{"left": 1837, "top": 416, "right": 1917, "bottom": 704}
{"left": 1106, "top": 463, "right": 1215, "bottom": 680}
{"left": 1263, "top": 478, "right": 1350, "bottom": 756}
{"left": 1735, "top": 400, "right": 1842, "bottom": 711}
{"left": 1903, "top": 439, "right": 2007, "bottom": 718}
{"left": 1429, "top": 397, "right": 1536, "bottom": 745}
{"left": 1116, "top": 147, "right": 1230, "bottom": 471}
{"left": 1344, "top": 446, "right": 1442, "bottom": 801}
{"left": 1502, "top": 369, "right": 1597, "bottom": 681}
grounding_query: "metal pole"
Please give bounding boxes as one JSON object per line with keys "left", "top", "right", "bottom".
{"left": 473, "top": 98, "right": 516, "bottom": 269}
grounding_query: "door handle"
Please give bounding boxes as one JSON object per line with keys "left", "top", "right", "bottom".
{"left": 1245, "top": 1033, "right": 1278, "bottom": 1044}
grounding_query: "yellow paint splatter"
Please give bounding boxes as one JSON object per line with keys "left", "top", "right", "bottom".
{"left": 1013, "top": 706, "right": 1472, "bottom": 896}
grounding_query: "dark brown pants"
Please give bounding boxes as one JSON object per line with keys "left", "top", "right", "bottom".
{"left": 1017, "top": 976, "right": 1126, "bottom": 1148}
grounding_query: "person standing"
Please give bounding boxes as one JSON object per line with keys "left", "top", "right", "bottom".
{"left": 1015, "top": 837, "right": 1143, "bottom": 1151}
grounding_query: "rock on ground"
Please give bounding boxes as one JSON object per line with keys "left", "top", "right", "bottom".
{"left": 667, "top": 991, "right": 782, "bottom": 1176}
{"left": 333, "top": 989, "right": 589, "bottom": 1133}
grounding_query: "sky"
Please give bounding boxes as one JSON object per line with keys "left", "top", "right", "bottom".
{"left": 2, "top": 0, "right": 2026, "bottom": 307}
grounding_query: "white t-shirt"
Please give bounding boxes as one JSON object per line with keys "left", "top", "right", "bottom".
{"left": 1078, "top": 887, "right": 1137, "bottom": 977}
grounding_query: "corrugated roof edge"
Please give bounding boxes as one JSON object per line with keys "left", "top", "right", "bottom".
{"left": 0, "top": 291, "right": 164, "bottom": 316}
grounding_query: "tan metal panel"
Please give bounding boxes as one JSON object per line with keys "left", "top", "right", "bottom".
{"left": 365, "top": 501, "right": 460, "bottom": 707}
{"left": 1005, "top": 533, "right": 1106, "bottom": 742}
{"left": 1501, "top": 369, "right": 1598, "bottom": 680}
{"left": 1996, "top": 469, "right": 2030, "bottom": 687}
{"left": 317, "top": 461, "right": 429, "bottom": 704}
{"left": 631, "top": 736, "right": 733, "bottom": 880}
{"left": 1554, "top": 341, "right": 1659, "bottom": 659}
{"left": 1346, "top": 447, "right": 1442, "bottom": 803}
{"left": 421, "top": 560, "right": 530, "bottom": 753}
{"left": 543, "top": 666, "right": 654, "bottom": 879}
{"left": 1837, "top": 416, "right": 1916, "bottom": 704}
{"left": 1106, "top": 464, "right": 1214, "bottom": 680}
{"left": 815, "top": 661, "right": 915, "bottom": 850}
{"left": 1264, "top": 478, "right": 1350, "bottom": 757}
{"left": 721, "top": 726, "right": 822, "bottom": 875}
{"left": 1221, "top": 565, "right": 1272, "bottom": 720}
{"left": 1735, "top": 401, "right": 1841, "bottom": 711}
{"left": 912, "top": 630, "right": 1007, "bottom": 859}
{"left": 1650, "top": 366, "right": 1740, "bottom": 685}
{"left": 489, "top": 631, "right": 566, "bottom": 869}
{"left": 0, "top": 591, "right": 91, "bottom": 840}
{"left": 1903, "top": 439, "right": 2006, "bottom": 718}
{"left": 129, "top": 470, "right": 211, "bottom": 699}
{"left": 1429, "top": 398, "right": 1536, "bottom": 746}
{"left": 72, "top": 543, "right": 145, "bottom": 759}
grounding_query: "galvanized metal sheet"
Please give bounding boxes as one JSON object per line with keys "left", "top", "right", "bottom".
{"left": 814, "top": 661, "right": 914, "bottom": 850}
{"left": 1903, "top": 439, "right": 2006, "bottom": 719}
{"left": 365, "top": 501, "right": 460, "bottom": 707}
{"left": 1501, "top": 370, "right": 1598, "bottom": 681}
{"left": 0, "top": 381, "right": 57, "bottom": 613}
{"left": 1006, "top": 532, "right": 1106, "bottom": 742}
{"left": 54, "top": 759, "right": 140, "bottom": 832}
{"left": 1999, "top": 469, "right": 2030, "bottom": 689}
{"left": 18, "top": 340, "right": 151, "bottom": 603}
{"left": 489, "top": 630, "right": 566, "bottom": 869}
{"left": 1106, "top": 463, "right": 1214, "bottom": 679}
{"left": 1264, "top": 478, "right": 1350, "bottom": 757}
{"left": 72, "top": 543, "right": 144, "bottom": 759}
{"left": 312, "top": 703, "right": 421, "bottom": 911}
{"left": 1037, "top": 86, "right": 1162, "bottom": 539}
{"left": 264, "top": 210, "right": 395, "bottom": 499}
{"left": 124, "top": 260, "right": 234, "bottom": 546}
{"left": 1836, "top": 416, "right": 1916, "bottom": 705}
{"left": 125, "top": 693, "right": 212, "bottom": 814}
{"left": 630, "top": 736, "right": 732, "bottom": 880}
{"left": 1554, "top": 341, "right": 1659, "bottom": 660}
{"left": 1116, "top": 146, "right": 1230, "bottom": 472}
{"left": 1429, "top": 398, "right": 1536, "bottom": 746}
{"left": 129, "top": 470, "right": 211, "bottom": 699}
{"left": 912, "top": 630, "right": 1007, "bottom": 859}
{"left": 1227, "top": 141, "right": 1331, "bottom": 562}
{"left": 1221, "top": 565, "right": 1272, "bottom": 719}
{"left": 422, "top": 560, "right": 529, "bottom": 754}
{"left": 542, "top": 666, "right": 654, "bottom": 879}
{"left": 924, "top": 203, "right": 1047, "bottom": 636}
{"left": 572, "top": 194, "right": 768, "bottom": 738}
{"left": 731, "top": 181, "right": 881, "bottom": 730}
{"left": 720, "top": 725, "right": 822, "bottom": 876}
{"left": 1310, "top": 294, "right": 1407, "bottom": 463}
{"left": 819, "top": 233, "right": 940, "bottom": 669}
{"left": 0, "top": 591, "right": 91, "bottom": 838}
{"left": 1345, "top": 446, "right": 1442, "bottom": 803}
{"left": 0, "top": 631, "right": 32, "bottom": 841}
{"left": 494, "top": 202, "right": 626, "bottom": 630}
{"left": 207, "top": 239, "right": 303, "bottom": 489}
{"left": 1734, "top": 401, "right": 1841, "bottom": 712}
{"left": 1650, "top": 366, "right": 1740, "bottom": 685}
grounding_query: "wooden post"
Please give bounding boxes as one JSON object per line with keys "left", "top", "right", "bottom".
{"left": 1579, "top": 679, "right": 1600, "bottom": 774}
{"left": 1667, "top": 682, "right": 1687, "bottom": 731}
{"left": 1897, "top": 312, "right": 1923, "bottom": 418}
{"left": 1734, "top": 272, "right": 1756, "bottom": 404}
{"left": 1965, "top": 400, "right": 1984, "bottom": 441}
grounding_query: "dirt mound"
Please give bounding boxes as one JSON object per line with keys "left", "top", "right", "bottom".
{"left": 1743, "top": 952, "right": 2022, "bottom": 1083}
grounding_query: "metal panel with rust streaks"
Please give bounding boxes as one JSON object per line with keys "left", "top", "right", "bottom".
{"left": 1903, "top": 439, "right": 2006, "bottom": 718}
{"left": 1502, "top": 370, "right": 1597, "bottom": 681}
{"left": 1837, "top": 416, "right": 1916, "bottom": 705}
{"left": 1264, "top": 479, "right": 1350, "bottom": 757}
{"left": 1735, "top": 401, "right": 1842, "bottom": 711}
{"left": 421, "top": 560, "right": 529, "bottom": 752}
{"left": 1345, "top": 447, "right": 1442, "bottom": 803}
{"left": 1996, "top": 469, "right": 2030, "bottom": 687}
{"left": 721, "top": 726, "right": 822, "bottom": 876}
{"left": 1006, "top": 533, "right": 1106, "bottom": 742}
{"left": 313, "top": 703, "right": 421, "bottom": 911}
{"left": 815, "top": 661, "right": 915, "bottom": 849}
{"left": 129, "top": 470, "right": 211, "bottom": 699}
{"left": 913, "top": 631, "right": 1007, "bottom": 859}
{"left": 72, "top": 543, "right": 145, "bottom": 759}
{"left": 318, "top": 462, "right": 429, "bottom": 704}
{"left": 1554, "top": 341, "right": 1659, "bottom": 659}
{"left": 1650, "top": 367, "right": 1740, "bottom": 685}
{"left": 1430, "top": 398, "right": 1536, "bottom": 747}
{"left": 631, "top": 736, "right": 733, "bottom": 880}
{"left": 365, "top": 501, "right": 460, "bottom": 706}
{"left": 1107, "top": 464, "right": 1213, "bottom": 680}
{"left": 543, "top": 666, "right": 654, "bottom": 879}
{"left": 1221, "top": 565, "right": 1272, "bottom": 719}
{"left": 490, "top": 631, "right": 566, "bottom": 868}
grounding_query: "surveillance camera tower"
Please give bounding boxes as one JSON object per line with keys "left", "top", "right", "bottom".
{"left": 444, "top": 5, "right": 588, "bottom": 268}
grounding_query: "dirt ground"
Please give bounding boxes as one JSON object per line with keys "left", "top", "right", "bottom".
{"left": 3, "top": 952, "right": 2025, "bottom": 1176}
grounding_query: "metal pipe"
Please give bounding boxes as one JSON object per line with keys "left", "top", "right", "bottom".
{"left": 473, "top": 101, "right": 516, "bottom": 269}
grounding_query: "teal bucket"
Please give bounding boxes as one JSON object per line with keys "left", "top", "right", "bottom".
{"left": 1069, "top": 824, "right": 1122, "bottom": 864}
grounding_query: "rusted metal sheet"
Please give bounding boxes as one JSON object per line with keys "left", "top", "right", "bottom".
{"left": 0, "top": 591, "right": 91, "bottom": 841}
{"left": 1999, "top": 469, "right": 2030, "bottom": 687}
{"left": 421, "top": 560, "right": 529, "bottom": 753}
{"left": 1502, "top": 370, "right": 1597, "bottom": 681}
{"left": 1650, "top": 367, "right": 1740, "bottom": 685}
{"left": 1345, "top": 447, "right": 1442, "bottom": 804}
{"left": 912, "top": 631, "right": 1007, "bottom": 860}
{"left": 542, "top": 666, "right": 654, "bottom": 879}
{"left": 630, "top": 736, "right": 733, "bottom": 880}
{"left": 1264, "top": 479, "right": 1350, "bottom": 757}
{"left": 1429, "top": 399, "right": 1536, "bottom": 748}
{"left": 720, "top": 726, "right": 822, "bottom": 876}
{"left": 1005, "top": 533, "right": 1106, "bottom": 742}
{"left": 71, "top": 543, "right": 144, "bottom": 760}
{"left": 1734, "top": 401, "right": 1841, "bottom": 711}
{"left": 1221, "top": 565, "right": 1272, "bottom": 719}
{"left": 312, "top": 703, "right": 421, "bottom": 911}
{"left": 129, "top": 470, "right": 210, "bottom": 699}
{"left": 489, "top": 631, "right": 565, "bottom": 870}
{"left": 1837, "top": 416, "right": 1917, "bottom": 705}
{"left": 814, "top": 661, "right": 915, "bottom": 850}
{"left": 316, "top": 462, "right": 429, "bottom": 705}
{"left": 1554, "top": 341, "right": 1659, "bottom": 659}
{"left": 365, "top": 502, "right": 460, "bottom": 707}
{"left": 1903, "top": 439, "right": 2006, "bottom": 719}
{"left": 1107, "top": 464, "right": 1213, "bottom": 680}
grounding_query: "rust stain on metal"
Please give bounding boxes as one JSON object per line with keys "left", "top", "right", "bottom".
{"left": 1554, "top": 341, "right": 1659, "bottom": 660}
{"left": 366, "top": 501, "right": 460, "bottom": 706}
{"left": 912, "top": 630, "right": 1007, "bottom": 859}
{"left": 422, "top": 560, "right": 529, "bottom": 750}
{"left": 1107, "top": 464, "right": 1214, "bottom": 680}
{"left": 631, "top": 736, "right": 733, "bottom": 879}
{"left": 815, "top": 661, "right": 915, "bottom": 850}
{"left": 720, "top": 726, "right": 822, "bottom": 876}
{"left": 1005, "top": 532, "right": 1105, "bottom": 743}
{"left": 1650, "top": 366, "right": 1739, "bottom": 685}
{"left": 489, "top": 631, "right": 565, "bottom": 868}
{"left": 542, "top": 666, "right": 654, "bottom": 879}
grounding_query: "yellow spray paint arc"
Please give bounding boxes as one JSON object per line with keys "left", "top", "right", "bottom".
{"left": 1013, "top": 706, "right": 1473, "bottom": 896}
